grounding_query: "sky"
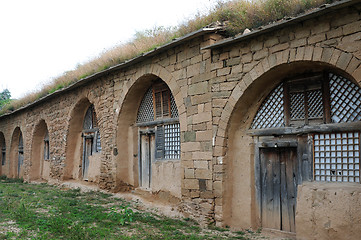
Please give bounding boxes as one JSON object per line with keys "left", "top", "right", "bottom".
{"left": 0, "top": 0, "right": 219, "bottom": 99}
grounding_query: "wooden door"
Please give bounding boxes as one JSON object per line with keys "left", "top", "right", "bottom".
{"left": 140, "top": 133, "right": 155, "bottom": 188}
{"left": 260, "top": 147, "right": 298, "bottom": 232}
{"left": 82, "top": 136, "right": 93, "bottom": 180}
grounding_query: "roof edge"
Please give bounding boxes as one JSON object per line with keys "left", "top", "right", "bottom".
{"left": 0, "top": 26, "right": 224, "bottom": 119}
{"left": 203, "top": 0, "right": 360, "bottom": 50}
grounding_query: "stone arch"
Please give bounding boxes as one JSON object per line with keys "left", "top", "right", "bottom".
{"left": 9, "top": 127, "right": 23, "bottom": 178}
{"left": 0, "top": 132, "right": 5, "bottom": 176}
{"left": 64, "top": 97, "right": 102, "bottom": 181}
{"left": 220, "top": 60, "right": 360, "bottom": 229}
{"left": 114, "top": 67, "right": 185, "bottom": 197}
{"left": 30, "top": 119, "right": 50, "bottom": 181}
{"left": 217, "top": 49, "right": 361, "bottom": 162}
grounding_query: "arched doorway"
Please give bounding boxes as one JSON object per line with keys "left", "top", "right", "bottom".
{"left": 30, "top": 120, "right": 50, "bottom": 181}
{"left": 10, "top": 127, "right": 23, "bottom": 178}
{"left": 64, "top": 99, "right": 102, "bottom": 181}
{"left": 249, "top": 71, "right": 361, "bottom": 232}
{"left": 116, "top": 75, "right": 181, "bottom": 197}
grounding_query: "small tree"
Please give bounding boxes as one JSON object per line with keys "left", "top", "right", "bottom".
{"left": 0, "top": 89, "right": 11, "bottom": 109}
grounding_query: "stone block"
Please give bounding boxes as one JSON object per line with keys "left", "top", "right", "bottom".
{"left": 195, "top": 169, "right": 212, "bottom": 179}
{"left": 192, "top": 111, "right": 212, "bottom": 124}
{"left": 188, "top": 82, "right": 208, "bottom": 96}
{"left": 196, "top": 130, "right": 212, "bottom": 142}
{"left": 183, "top": 179, "right": 199, "bottom": 190}
{"left": 184, "top": 168, "right": 195, "bottom": 179}
{"left": 192, "top": 151, "right": 212, "bottom": 160}
{"left": 194, "top": 160, "right": 209, "bottom": 169}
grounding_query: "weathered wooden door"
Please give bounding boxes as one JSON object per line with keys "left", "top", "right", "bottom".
{"left": 140, "top": 133, "right": 155, "bottom": 188}
{"left": 82, "top": 135, "right": 93, "bottom": 180}
{"left": 260, "top": 147, "right": 298, "bottom": 232}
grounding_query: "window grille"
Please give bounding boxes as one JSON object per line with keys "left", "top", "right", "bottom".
{"left": 137, "top": 87, "right": 155, "bottom": 123}
{"left": 314, "top": 132, "right": 360, "bottom": 183}
{"left": 84, "top": 105, "right": 97, "bottom": 129}
{"left": 1, "top": 146, "right": 5, "bottom": 166}
{"left": 164, "top": 123, "right": 180, "bottom": 159}
{"left": 18, "top": 133, "right": 23, "bottom": 154}
{"left": 251, "top": 84, "right": 285, "bottom": 129}
{"left": 290, "top": 92, "right": 305, "bottom": 120}
{"left": 44, "top": 131, "right": 50, "bottom": 160}
{"left": 329, "top": 73, "right": 361, "bottom": 123}
{"left": 96, "top": 131, "right": 101, "bottom": 152}
{"left": 170, "top": 94, "right": 179, "bottom": 118}
{"left": 307, "top": 89, "right": 323, "bottom": 119}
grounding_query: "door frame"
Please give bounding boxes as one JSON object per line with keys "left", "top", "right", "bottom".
{"left": 254, "top": 138, "right": 299, "bottom": 231}
{"left": 82, "top": 132, "right": 94, "bottom": 180}
{"left": 138, "top": 129, "right": 155, "bottom": 188}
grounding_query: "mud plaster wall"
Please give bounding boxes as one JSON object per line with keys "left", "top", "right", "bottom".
{"left": 296, "top": 182, "right": 361, "bottom": 240}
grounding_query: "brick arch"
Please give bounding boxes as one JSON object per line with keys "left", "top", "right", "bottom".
{"left": 114, "top": 63, "right": 185, "bottom": 189}
{"left": 63, "top": 97, "right": 101, "bottom": 180}
{"left": 29, "top": 119, "right": 50, "bottom": 181}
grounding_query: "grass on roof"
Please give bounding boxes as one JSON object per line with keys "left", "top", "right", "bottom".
{"left": 0, "top": 0, "right": 335, "bottom": 116}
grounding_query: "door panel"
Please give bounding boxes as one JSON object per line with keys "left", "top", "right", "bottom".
{"left": 260, "top": 147, "right": 297, "bottom": 232}
{"left": 140, "top": 133, "right": 155, "bottom": 188}
{"left": 83, "top": 137, "right": 93, "bottom": 180}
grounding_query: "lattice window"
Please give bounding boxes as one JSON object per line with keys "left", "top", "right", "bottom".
{"left": 18, "top": 133, "right": 23, "bottom": 154}
{"left": 170, "top": 94, "right": 179, "bottom": 118}
{"left": 96, "top": 132, "right": 101, "bottom": 152}
{"left": 44, "top": 131, "right": 50, "bottom": 160}
{"left": 83, "top": 105, "right": 97, "bottom": 129}
{"left": 137, "top": 87, "right": 155, "bottom": 123}
{"left": 251, "top": 84, "right": 285, "bottom": 129}
{"left": 164, "top": 123, "right": 180, "bottom": 159}
{"left": 329, "top": 73, "right": 361, "bottom": 123}
{"left": 1, "top": 148, "right": 5, "bottom": 166}
{"left": 314, "top": 132, "right": 360, "bottom": 183}
{"left": 307, "top": 90, "right": 323, "bottom": 119}
{"left": 290, "top": 92, "right": 305, "bottom": 120}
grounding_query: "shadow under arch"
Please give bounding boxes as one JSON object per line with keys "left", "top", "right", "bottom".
{"left": 30, "top": 119, "right": 50, "bottom": 181}
{"left": 63, "top": 98, "right": 92, "bottom": 180}
{"left": 9, "top": 127, "right": 23, "bottom": 178}
{"left": 114, "top": 73, "right": 183, "bottom": 195}
{"left": 0, "top": 132, "right": 5, "bottom": 176}
{"left": 221, "top": 61, "right": 358, "bottom": 229}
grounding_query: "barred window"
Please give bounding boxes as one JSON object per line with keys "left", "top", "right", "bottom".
{"left": 137, "top": 80, "right": 180, "bottom": 160}
{"left": 314, "top": 132, "right": 360, "bottom": 183}
{"left": 251, "top": 72, "right": 361, "bottom": 129}
{"left": 83, "top": 104, "right": 101, "bottom": 153}
{"left": 164, "top": 123, "right": 180, "bottom": 159}
{"left": 44, "top": 131, "right": 50, "bottom": 160}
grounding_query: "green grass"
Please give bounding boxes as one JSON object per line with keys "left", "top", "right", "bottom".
{"left": 0, "top": 180, "right": 261, "bottom": 239}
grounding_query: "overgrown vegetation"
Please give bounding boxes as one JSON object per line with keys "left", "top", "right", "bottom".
{"left": 0, "top": 0, "right": 336, "bottom": 115}
{"left": 0, "top": 180, "right": 260, "bottom": 239}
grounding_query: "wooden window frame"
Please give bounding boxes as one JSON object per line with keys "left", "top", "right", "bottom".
{"left": 152, "top": 83, "right": 171, "bottom": 120}
{"left": 284, "top": 73, "right": 330, "bottom": 127}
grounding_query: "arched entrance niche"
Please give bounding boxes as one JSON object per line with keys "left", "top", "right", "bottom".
{"left": 10, "top": 127, "right": 24, "bottom": 178}
{"left": 115, "top": 74, "right": 181, "bottom": 198}
{"left": 64, "top": 99, "right": 102, "bottom": 182}
{"left": 223, "top": 61, "right": 361, "bottom": 231}
{"left": 30, "top": 120, "right": 51, "bottom": 181}
{"left": 0, "top": 132, "right": 5, "bottom": 176}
